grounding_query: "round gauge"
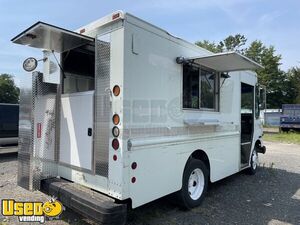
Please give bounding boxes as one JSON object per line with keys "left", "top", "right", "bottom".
{"left": 23, "top": 57, "right": 38, "bottom": 72}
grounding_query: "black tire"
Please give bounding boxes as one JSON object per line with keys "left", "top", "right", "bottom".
{"left": 246, "top": 148, "right": 258, "bottom": 175}
{"left": 176, "top": 159, "right": 209, "bottom": 209}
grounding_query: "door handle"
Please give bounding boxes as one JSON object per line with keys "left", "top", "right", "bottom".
{"left": 87, "top": 128, "right": 92, "bottom": 136}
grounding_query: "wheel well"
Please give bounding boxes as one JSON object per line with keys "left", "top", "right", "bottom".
{"left": 190, "top": 150, "right": 210, "bottom": 176}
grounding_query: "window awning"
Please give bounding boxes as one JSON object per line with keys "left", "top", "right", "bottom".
{"left": 11, "top": 22, "right": 94, "bottom": 53}
{"left": 187, "top": 52, "right": 263, "bottom": 72}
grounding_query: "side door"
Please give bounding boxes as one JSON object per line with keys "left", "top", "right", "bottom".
{"left": 240, "top": 83, "right": 254, "bottom": 168}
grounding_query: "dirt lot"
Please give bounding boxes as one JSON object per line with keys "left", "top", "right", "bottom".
{"left": 0, "top": 141, "right": 299, "bottom": 225}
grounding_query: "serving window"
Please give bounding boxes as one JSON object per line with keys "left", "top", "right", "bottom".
{"left": 183, "top": 64, "right": 219, "bottom": 111}
{"left": 62, "top": 43, "right": 95, "bottom": 94}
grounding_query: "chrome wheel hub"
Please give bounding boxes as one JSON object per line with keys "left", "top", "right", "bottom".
{"left": 188, "top": 168, "right": 204, "bottom": 200}
{"left": 252, "top": 149, "right": 258, "bottom": 170}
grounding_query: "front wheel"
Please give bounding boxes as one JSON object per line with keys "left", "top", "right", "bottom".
{"left": 247, "top": 148, "right": 258, "bottom": 175}
{"left": 176, "top": 159, "right": 209, "bottom": 209}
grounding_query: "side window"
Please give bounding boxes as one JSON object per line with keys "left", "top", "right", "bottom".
{"left": 201, "top": 68, "right": 217, "bottom": 109}
{"left": 183, "top": 64, "right": 219, "bottom": 111}
{"left": 183, "top": 65, "right": 199, "bottom": 109}
{"left": 241, "top": 83, "right": 254, "bottom": 114}
{"left": 255, "top": 85, "right": 260, "bottom": 119}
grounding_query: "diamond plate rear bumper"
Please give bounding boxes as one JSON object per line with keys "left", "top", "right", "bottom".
{"left": 41, "top": 178, "right": 127, "bottom": 225}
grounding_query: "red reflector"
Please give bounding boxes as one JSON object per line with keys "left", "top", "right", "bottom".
{"left": 113, "top": 155, "right": 117, "bottom": 161}
{"left": 112, "top": 139, "right": 119, "bottom": 150}
{"left": 112, "top": 13, "right": 120, "bottom": 20}
{"left": 131, "top": 162, "right": 137, "bottom": 170}
{"left": 37, "top": 123, "right": 41, "bottom": 138}
{"left": 131, "top": 177, "right": 136, "bottom": 183}
{"left": 80, "top": 28, "right": 85, "bottom": 34}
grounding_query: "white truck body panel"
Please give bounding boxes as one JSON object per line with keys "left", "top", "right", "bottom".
{"left": 59, "top": 91, "right": 94, "bottom": 170}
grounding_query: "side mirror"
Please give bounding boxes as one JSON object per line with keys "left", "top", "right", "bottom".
{"left": 259, "top": 85, "right": 266, "bottom": 110}
{"left": 23, "top": 51, "right": 60, "bottom": 84}
{"left": 23, "top": 57, "right": 38, "bottom": 72}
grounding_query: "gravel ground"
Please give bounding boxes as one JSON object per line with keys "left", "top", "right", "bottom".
{"left": 0, "top": 141, "right": 299, "bottom": 225}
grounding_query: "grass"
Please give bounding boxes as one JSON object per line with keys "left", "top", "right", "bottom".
{"left": 264, "top": 132, "right": 300, "bottom": 145}
{"left": 263, "top": 125, "right": 278, "bottom": 128}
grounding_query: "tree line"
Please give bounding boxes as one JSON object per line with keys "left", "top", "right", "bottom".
{"left": 196, "top": 34, "right": 300, "bottom": 109}
{"left": 0, "top": 74, "right": 19, "bottom": 104}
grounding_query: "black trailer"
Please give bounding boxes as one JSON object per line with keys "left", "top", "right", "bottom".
{"left": 0, "top": 103, "right": 19, "bottom": 146}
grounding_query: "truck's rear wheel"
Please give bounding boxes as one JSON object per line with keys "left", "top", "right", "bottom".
{"left": 177, "top": 159, "right": 208, "bottom": 209}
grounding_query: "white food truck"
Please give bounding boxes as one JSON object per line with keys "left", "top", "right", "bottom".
{"left": 12, "top": 11, "right": 266, "bottom": 224}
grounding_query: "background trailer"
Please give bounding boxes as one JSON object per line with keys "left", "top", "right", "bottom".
{"left": 12, "top": 11, "right": 266, "bottom": 225}
{"left": 0, "top": 103, "right": 19, "bottom": 146}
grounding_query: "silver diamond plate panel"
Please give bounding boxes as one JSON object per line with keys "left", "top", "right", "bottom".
{"left": 17, "top": 81, "right": 34, "bottom": 190}
{"left": 94, "top": 34, "right": 111, "bottom": 177}
{"left": 18, "top": 72, "right": 59, "bottom": 190}
{"left": 32, "top": 73, "right": 59, "bottom": 190}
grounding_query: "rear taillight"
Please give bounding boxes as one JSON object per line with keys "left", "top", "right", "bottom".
{"left": 112, "top": 138, "right": 119, "bottom": 150}
{"left": 131, "top": 162, "right": 137, "bottom": 170}
{"left": 131, "top": 177, "right": 136, "bottom": 183}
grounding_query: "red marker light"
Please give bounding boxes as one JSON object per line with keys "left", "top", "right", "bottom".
{"left": 80, "top": 28, "right": 85, "bottom": 34}
{"left": 113, "top": 155, "right": 117, "bottom": 161}
{"left": 37, "top": 123, "right": 42, "bottom": 138}
{"left": 131, "top": 177, "right": 136, "bottom": 183}
{"left": 112, "top": 13, "right": 120, "bottom": 20}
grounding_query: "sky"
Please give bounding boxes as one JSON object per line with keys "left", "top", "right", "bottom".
{"left": 1, "top": 0, "right": 300, "bottom": 86}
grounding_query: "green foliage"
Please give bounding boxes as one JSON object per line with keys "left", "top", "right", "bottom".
{"left": 264, "top": 133, "right": 300, "bottom": 145}
{"left": 285, "top": 67, "right": 300, "bottom": 104}
{"left": 245, "top": 41, "right": 289, "bottom": 108}
{"left": 0, "top": 74, "right": 20, "bottom": 104}
{"left": 196, "top": 34, "right": 247, "bottom": 53}
{"left": 220, "top": 34, "right": 247, "bottom": 53}
{"left": 195, "top": 40, "right": 222, "bottom": 53}
{"left": 195, "top": 35, "right": 297, "bottom": 108}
